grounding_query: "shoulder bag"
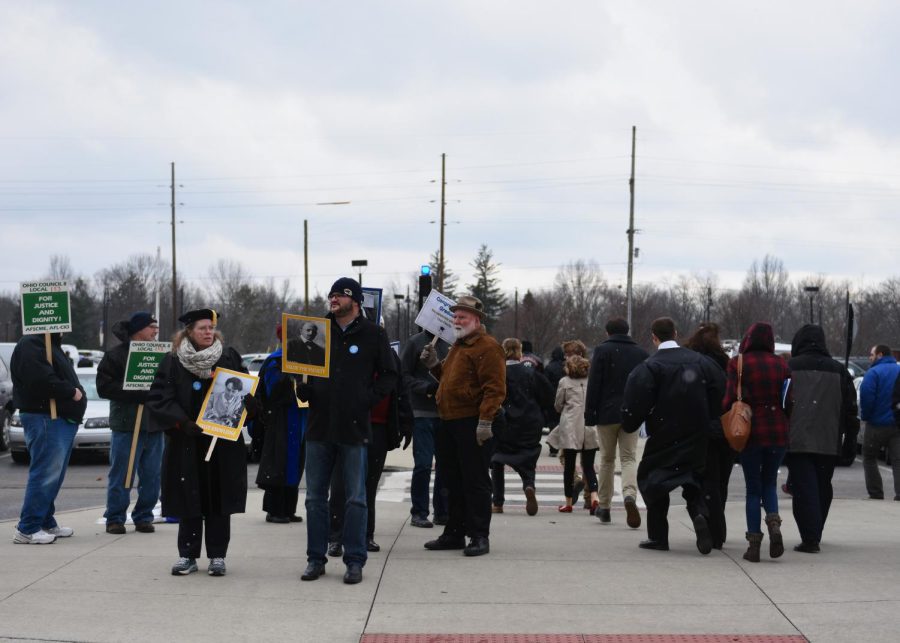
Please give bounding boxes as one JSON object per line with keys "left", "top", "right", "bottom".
{"left": 721, "top": 353, "right": 752, "bottom": 452}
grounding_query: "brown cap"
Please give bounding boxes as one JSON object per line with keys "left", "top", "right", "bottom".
{"left": 449, "top": 295, "right": 485, "bottom": 319}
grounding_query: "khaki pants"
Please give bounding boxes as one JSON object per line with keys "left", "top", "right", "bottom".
{"left": 596, "top": 423, "right": 638, "bottom": 508}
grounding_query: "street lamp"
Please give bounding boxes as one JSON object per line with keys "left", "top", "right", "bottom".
{"left": 303, "top": 201, "right": 350, "bottom": 314}
{"left": 393, "top": 293, "right": 405, "bottom": 341}
{"left": 803, "top": 286, "right": 820, "bottom": 324}
{"left": 351, "top": 259, "right": 368, "bottom": 285}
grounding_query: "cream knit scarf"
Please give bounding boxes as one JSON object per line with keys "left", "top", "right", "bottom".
{"left": 176, "top": 337, "right": 223, "bottom": 379}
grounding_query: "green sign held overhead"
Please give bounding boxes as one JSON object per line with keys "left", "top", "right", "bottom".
{"left": 20, "top": 281, "right": 71, "bottom": 334}
{"left": 123, "top": 341, "right": 172, "bottom": 391}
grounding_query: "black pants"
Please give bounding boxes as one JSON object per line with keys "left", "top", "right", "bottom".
{"left": 436, "top": 417, "right": 492, "bottom": 540}
{"left": 262, "top": 438, "right": 306, "bottom": 519}
{"left": 329, "top": 424, "right": 388, "bottom": 541}
{"left": 787, "top": 452, "right": 836, "bottom": 545}
{"left": 490, "top": 461, "right": 536, "bottom": 506}
{"left": 642, "top": 479, "right": 707, "bottom": 544}
{"left": 703, "top": 438, "right": 736, "bottom": 548}
{"left": 563, "top": 449, "right": 598, "bottom": 497}
{"left": 178, "top": 515, "right": 231, "bottom": 558}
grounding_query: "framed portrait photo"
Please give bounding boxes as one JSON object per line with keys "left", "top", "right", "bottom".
{"left": 282, "top": 312, "right": 330, "bottom": 378}
{"left": 196, "top": 367, "right": 259, "bottom": 441}
{"left": 361, "top": 287, "right": 383, "bottom": 324}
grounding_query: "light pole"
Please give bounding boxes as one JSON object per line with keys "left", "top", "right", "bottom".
{"left": 804, "top": 286, "right": 820, "bottom": 324}
{"left": 303, "top": 201, "right": 350, "bottom": 314}
{"left": 351, "top": 259, "right": 367, "bottom": 285}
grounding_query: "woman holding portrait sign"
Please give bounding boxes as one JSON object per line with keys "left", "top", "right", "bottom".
{"left": 146, "top": 308, "right": 259, "bottom": 577}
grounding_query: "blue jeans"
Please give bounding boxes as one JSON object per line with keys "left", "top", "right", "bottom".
{"left": 411, "top": 416, "right": 447, "bottom": 519}
{"left": 739, "top": 445, "right": 786, "bottom": 533}
{"left": 305, "top": 440, "right": 367, "bottom": 566}
{"left": 17, "top": 413, "right": 78, "bottom": 534}
{"left": 104, "top": 430, "right": 164, "bottom": 525}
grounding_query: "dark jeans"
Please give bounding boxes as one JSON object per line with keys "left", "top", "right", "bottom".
{"left": 787, "top": 452, "right": 836, "bottom": 545}
{"left": 105, "top": 429, "right": 164, "bottom": 526}
{"left": 330, "top": 423, "right": 388, "bottom": 541}
{"left": 178, "top": 515, "right": 231, "bottom": 558}
{"left": 490, "top": 461, "right": 536, "bottom": 506}
{"left": 436, "top": 417, "right": 493, "bottom": 540}
{"left": 562, "top": 448, "right": 598, "bottom": 497}
{"left": 739, "top": 444, "right": 785, "bottom": 534}
{"left": 862, "top": 424, "right": 900, "bottom": 498}
{"left": 411, "top": 416, "right": 447, "bottom": 519}
{"left": 704, "top": 438, "right": 736, "bottom": 546}
{"left": 642, "top": 479, "right": 707, "bottom": 544}
{"left": 17, "top": 413, "right": 77, "bottom": 535}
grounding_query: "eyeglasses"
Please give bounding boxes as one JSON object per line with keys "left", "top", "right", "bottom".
{"left": 328, "top": 293, "right": 349, "bottom": 300}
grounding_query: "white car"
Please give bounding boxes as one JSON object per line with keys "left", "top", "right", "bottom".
{"left": 241, "top": 352, "right": 269, "bottom": 375}
{"left": 9, "top": 366, "right": 111, "bottom": 464}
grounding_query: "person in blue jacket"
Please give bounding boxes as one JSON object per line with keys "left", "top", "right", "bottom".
{"left": 859, "top": 344, "right": 900, "bottom": 500}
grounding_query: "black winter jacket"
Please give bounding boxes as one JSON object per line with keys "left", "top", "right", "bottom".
{"left": 584, "top": 334, "right": 649, "bottom": 426}
{"left": 304, "top": 313, "right": 398, "bottom": 445}
{"left": 96, "top": 321, "right": 150, "bottom": 432}
{"left": 496, "top": 362, "right": 554, "bottom": 452}
{"left": 11, "top": 334, "right": 87, "bottom": 423}
{"left": 399, "top": 330, "right": 448, "bottom": 416}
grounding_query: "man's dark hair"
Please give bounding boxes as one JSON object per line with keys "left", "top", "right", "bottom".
{"left": 605, "top": 318, "right": 629, "bottom": 335}
{"left": 875, "top": 344, "right": 892, "bottom": 358}
{"left": 650, "top": 317, "right": 676, "bottom": 343}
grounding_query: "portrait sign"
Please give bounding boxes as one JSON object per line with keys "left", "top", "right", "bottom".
{"left": 361, "top": 287, "right": 383, "bottom": 324}
{"left": 20, "top": 280, "right": 71, "bottom": 334}
{"left": 123, "top": 341, "right": 172, "bottom": 391}
{"left": 196, "top": 367, "right": 259, "bottom": 441}
{"left": 390, "top": 340, "right": 400, "bottom": 356}
{"left": 281, "top": 313, "right": 330, "bottom": 378}
{"left": 413, "top": 289, "right": 456, "bottom": 345}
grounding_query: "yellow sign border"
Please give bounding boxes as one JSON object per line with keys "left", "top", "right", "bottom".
{"left": 196, "top": 367, "right": 259, "bottom": 441}
{"left": 281, "top": 313, "right": 331, "bottom": 378}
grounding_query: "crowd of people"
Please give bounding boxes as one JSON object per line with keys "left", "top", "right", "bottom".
{"left": 10, "top": 277, "right": 892, "bottom": 585}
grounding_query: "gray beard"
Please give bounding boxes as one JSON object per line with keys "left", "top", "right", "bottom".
{"left": 453, "top": 325, "right": 475, "bottom": 340}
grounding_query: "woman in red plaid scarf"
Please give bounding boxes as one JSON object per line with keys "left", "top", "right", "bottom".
{"left": 723, "top": 322, "right": 791, "bottom": 563}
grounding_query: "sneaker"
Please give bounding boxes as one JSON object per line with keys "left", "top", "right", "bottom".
{"left": 410, "top": 515, "right": 434, "bottom": 528}
{"left": 171, "top": 557, "right": 198, "bottom": 575}
{"left": 106, "top": 523, "right": 126, "bottom": 535}
{"left": 13, "top": 529, "right": 56, "bottom": 544}
{"left": 46, "top": 526, "right": 73, "bottom": 538}
{"left": 208, "top": 557, "right": 226, "bottom": 576}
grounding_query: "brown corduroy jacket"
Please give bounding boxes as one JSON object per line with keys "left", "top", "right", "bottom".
{"left": 432, "top": 326, "right": 506, "bottom": 421}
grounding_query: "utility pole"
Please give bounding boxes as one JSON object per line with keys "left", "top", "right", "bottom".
{"left": 170, "top": 162, "right": 178, "bottom": 331}
{"left": 303, "top": 219, "right": 309, "bottom": 314}
{"left": 705, "top": 285, "right": 712, "bottom": 323}
{"left": 514, "top": 287, "right": 519, "bottom": 337}
{"left": 438, "top": 153, "right": 446, "bottom": 292}
{"left": 626, "top": 127, "right": 636, "bottom": 329}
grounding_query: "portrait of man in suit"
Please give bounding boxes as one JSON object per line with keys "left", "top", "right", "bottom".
{"left": 287, "top": 320, "right": 326, "bottom": 367}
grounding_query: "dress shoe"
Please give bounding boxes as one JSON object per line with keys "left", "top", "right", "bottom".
{"left": 463, "top": 536, "right": 490, "bottom": 557}
{"left": 410, "top": 515, "right": 434, "bottom": 528}
{"left": 595, "top": 508, "right": 611, "bottom": 524}
{"left": 693, "top": 514, "right": 713, "bottom": 555}
{"left": 638, "top": 539, "right": 669, "bottom": 551}
{"left": 868, "top": 494, "right": 884, "bottom": 500}
{"left": 343, "top": 563, "right": 363, "bottom": 584}
{"left": 557, "top": 505, "right": 573, "bottom": 513}
{"left": 327, "top": 542, "right": 343, "bottom": 557}
{"left": 300, "top": 562, "right": 326, "bottom": 581}
{"left": 524, "top": 487, "right": 538, "bottom": 516}
{"left": 134, "top": 522, "right": 155, "bottom": 533}
{"left": 624, "top": 495, "right": 641, "bottom": 529}
{"left": 266, "top": 513, "right": 290, "bottom": 524}
{"left": 106, "top": 523, "right": 126, "bottom": 535}
{"left": 794, "top": 541, "right": 820, "bottom": 553}
{"left": 289, "top": 514, "right": 303, "bottom": 522}
{"left": 424, "top": 535, "right": 466, "bottom": 550}
{"left": 491, "top": 504, "right": 504, "bottom": 514}
{"left": 367, "top": 539, "right": 380, "bottom": 552}
{"left": 433, "top": 515, "right": 449, "bottom": 526}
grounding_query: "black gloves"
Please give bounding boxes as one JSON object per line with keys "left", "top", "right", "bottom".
{"left": 243, "top": 392, "right": 261, "bottom": 418}
{"left": 180, "top": 420, "right": 203, "bottom": 436}
{"left": 401, "top": 429, "right": 412, "bottom": 450}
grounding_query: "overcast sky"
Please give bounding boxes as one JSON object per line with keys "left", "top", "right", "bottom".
{"left": 2, "top": 1, "right": 898, "bottom": 302}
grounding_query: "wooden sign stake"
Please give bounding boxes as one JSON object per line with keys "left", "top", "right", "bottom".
{"left": 124, "top": 404, "right": 143, "bottom": 488}
{"left": 44, "top": 333, "right": 57, "bottom": 419}
{"left": 204, "top": 436, "right": 218, "bottom": 462}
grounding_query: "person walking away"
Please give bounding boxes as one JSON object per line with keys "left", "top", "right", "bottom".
{"left": 722, "top": 322, "right": 790, "bottom": 561}
{"left": 400, "top": 329, "right": 450, "bottom": 527}
{"left": 419, "top": 295, "right": 506, "bottom": 557}
{"left": 146, "top": 309, "right": 258, "bottom": 577}
{"left": 785, "top": 324, "right": 859, "bottom": 553}
{"left": 584, "top": 317, "right": 648, "bottom": 527}
{"left": 547, "top": 355, "right": 600, "bottom": 513}
{"left": 97, "top": 312, "right": 164, "bottom": 535}
{"left": 490, "top": 338, "right": 554, "bottom": 516}
{"left": 11, "top": 332, "right": 87, "bottom": 544}
{"left": 859, "top": 344, "right": 900, "bottom": 500}
{"left": 543, "top": 346, "right": 566, "bottom": 456}
{"left": 621, "top": 317, "right": 725, "bottom": 554}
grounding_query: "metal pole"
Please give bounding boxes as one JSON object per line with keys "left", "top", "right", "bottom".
{"left": 626, "top": 127, "right": 636, "bottom": 329}
{"left": 438, "top": 153, "right": 446, "bottom": 292}
{"left": 304, "top": 219, "right": 309, "bottom": 315}
{"left": 514, "top": 287, "right": 519, "bottom": 337}
{"left": 170, "top": 162, "right": 177, "bottom": 331}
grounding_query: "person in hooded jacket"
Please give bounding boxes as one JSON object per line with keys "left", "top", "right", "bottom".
{"left": 785, "top": 324, "right": 859, "bottom": 553}
{"left": 543, "top": 346, "right": 566, "bottom": 456}
{"left": 490, "top": 338, "right": 554, "bottom": 516}
{"left": 146, "top": 309, "right": 257, "bottom": 577}
{"left": 252, "top": 323, "right": 307, "bottom": 524}
{"left": 96, "top": 312, "right": 164, "bottom": 535}
{"left": 722, "top": 322, "right": 791, "bottom": 562}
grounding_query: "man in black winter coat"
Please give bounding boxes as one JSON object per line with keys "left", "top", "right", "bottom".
{"left": 621, "top": 317, "right": 724, "bottom": 554}
{"left": 585, "top": 317, "right": 649, "bottom": 526}
{"left": 96, "top": 312, "right": 164, "bottom": 535}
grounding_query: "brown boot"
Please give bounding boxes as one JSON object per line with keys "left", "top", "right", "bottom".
{"left": 743, "top": 532, "right": 762, "bottom": 563}
{"left": 765, "top": 513, "right": 784, "bottom": 558}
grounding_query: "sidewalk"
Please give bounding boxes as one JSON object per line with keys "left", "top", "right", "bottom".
{"left": 2, "top": 454, "right": 899, "bottom": 642}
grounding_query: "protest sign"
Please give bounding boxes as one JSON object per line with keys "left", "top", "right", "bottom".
{"left": 123, "top": 342, "right": 171, "bottom": 391}
{"left": 413, "top": 290, "right": 456, "bottom": 345}
{"left": 361, "top": 287, "right": 383, "bottom": 324}
{"left": 281, "top": 313, "right": 330, "bottom": 378}
{"left": 20, "top": 281, "right": 71, "bottom": 334}
{"left": 197, "top": 367, "right": 259, "bottom": 461}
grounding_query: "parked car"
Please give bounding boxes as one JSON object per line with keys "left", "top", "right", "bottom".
{"left": 0, "top": 353, "right": 14, "bottom": 451}
{"left": 8, "top": 366, "right": 110, "bottom": 464}
{"left": 241, "top": 352, "right": 269, "bottom": 375}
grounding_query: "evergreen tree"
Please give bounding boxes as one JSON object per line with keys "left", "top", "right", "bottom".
{"left": 428, "top": 249, "right": 458, "bottom": 299}
{"left": 467, "top": 244, "right": 507, "bottom": 328}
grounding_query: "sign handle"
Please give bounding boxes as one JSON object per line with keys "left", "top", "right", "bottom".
{"left": 204, "top": 436, "right": 218, "bottom": 462}
{"left": 44, "top": 333, "right": 57, "bottom": 419}
{"left": 124, "top": 404, "right": 143, "bottom": 489}
{"left": 430, "top": 335, "right": 440, "bottom": 348}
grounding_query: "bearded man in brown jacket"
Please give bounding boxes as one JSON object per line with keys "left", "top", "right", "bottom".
{"left": 419, "top": 295, "right": 506, "bottom": 557}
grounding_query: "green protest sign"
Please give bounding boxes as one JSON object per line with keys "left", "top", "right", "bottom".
{"left": 20, "top": 281, "right": 71, "bottom": 334}
{"left": 123, "top": 341, "right": 172, "bottom": 391}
